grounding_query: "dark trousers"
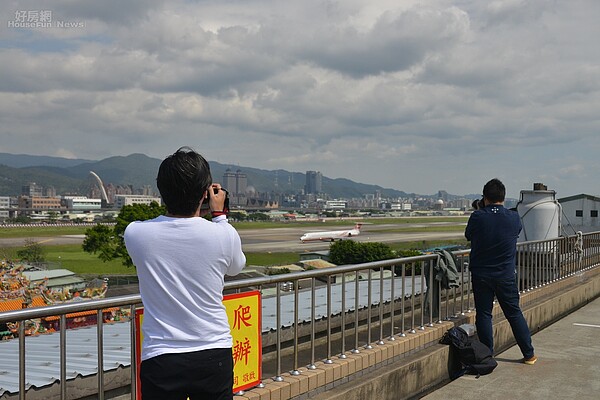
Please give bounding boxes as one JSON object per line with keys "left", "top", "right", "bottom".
{"left": 472, "top": 276, "right": 534, "bottom": 358}
{"left": 140, "top": 347, "right": 233, "bottom": 400}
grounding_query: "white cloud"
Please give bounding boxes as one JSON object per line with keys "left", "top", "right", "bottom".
{"left": 1, "top": 0, "right": 600, "bottom": 197}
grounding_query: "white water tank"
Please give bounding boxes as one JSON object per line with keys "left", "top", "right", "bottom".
{"left": 516, "top": 183, "right": 561, "bottom": 242}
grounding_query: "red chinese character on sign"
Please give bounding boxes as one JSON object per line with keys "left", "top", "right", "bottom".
{"left": 233, "top": 337, "right": 252, "bottom": 366}
{"left": 233, "top": 305, "right": 252, "bottom": 330}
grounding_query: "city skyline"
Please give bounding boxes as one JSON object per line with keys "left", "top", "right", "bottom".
{"left": 0, "top": 151, "right": 583, "bottom": 201}
{"left": 1, "top": 1, "right": 599, "bottom": 198}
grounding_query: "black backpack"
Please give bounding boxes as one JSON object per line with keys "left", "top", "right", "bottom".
{"left": 440, "top": 327, "right": 497, "bottom": 379}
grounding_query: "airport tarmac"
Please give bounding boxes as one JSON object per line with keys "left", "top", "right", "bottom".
{"left": 0, "top": 220, "right": 467, "bottom": 253}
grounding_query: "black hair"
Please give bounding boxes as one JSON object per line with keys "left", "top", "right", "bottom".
{"left": 483, "top": 178, "right": 505, "bottom": 204}
{"left": 156, "top": 147, "right": 212, "bottom": 216}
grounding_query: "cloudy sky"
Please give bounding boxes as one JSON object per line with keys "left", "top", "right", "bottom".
{"left": 1, "top": 0, "right": 599, "bottom": 198}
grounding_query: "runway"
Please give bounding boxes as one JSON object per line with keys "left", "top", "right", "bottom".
{"left": 237, "top": 220, "right": 467, "bottom": 252}
{"left": 0, "top": 220, "right": 468, "bottom": 253}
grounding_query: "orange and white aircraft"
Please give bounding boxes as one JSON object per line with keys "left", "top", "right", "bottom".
{"left": 300, "top": 223, "right": 362, "bottom": 242}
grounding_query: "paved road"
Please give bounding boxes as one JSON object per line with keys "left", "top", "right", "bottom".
{"left": 0, "top": 220, "right": 467, "bottom": 253}
{"left": 422, "top": 296, "right": 600, "bottom": 400}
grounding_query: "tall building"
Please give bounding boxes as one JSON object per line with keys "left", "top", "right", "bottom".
{"left": 21, "top": 182, "right": 43, "bottom": 197}
{"left": 305, "top": 171, "right": 322, "bottom": 195}
{"left": 222, "top": 168, "right": 248, "bottom": 206}
{"left": 0, "top": 196, "right": 10, "bottom": 220}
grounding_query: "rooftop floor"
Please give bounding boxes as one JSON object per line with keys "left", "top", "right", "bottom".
{"left": 423, "top": 296, "right": 600, "bottom": 400}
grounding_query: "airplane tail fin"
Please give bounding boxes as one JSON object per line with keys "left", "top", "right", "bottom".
{"left": 355, "top": 223, "right": 362, "bottom": 231}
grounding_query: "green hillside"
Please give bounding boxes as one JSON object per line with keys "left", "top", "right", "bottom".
{"left": 0, "top": 153, "right": 410, "bottom": 199}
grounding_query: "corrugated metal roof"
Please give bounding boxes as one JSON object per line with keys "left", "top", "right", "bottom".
{"left": 558, "top": 193, "right": 600, "bottom": 203}
{"left": 22, "top": 269, "right": 75, "bottom": 281}
{"left": 260, "top": 277, "right": 423, "bottom": 332}
{"left": 0, "top": 277, "right": 426, "bottom": 396}
{"left": 0, "top": 321, "right": 131, "bottom": 396}
{"left": 43, "top": 275, "right": 86, "bottom": 288}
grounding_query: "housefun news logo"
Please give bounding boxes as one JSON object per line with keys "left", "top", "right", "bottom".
{"left": 7, "top": 10, "right": 85, "bottom": 29}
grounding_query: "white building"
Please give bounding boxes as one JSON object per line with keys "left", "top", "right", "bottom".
{"left": 62, "top": 196, "right": 102, "bottom": 210}
{"left": 0, "top": 196, "right": 10, "bottom": 220}
{"left": 324, "top": 200, "right": 346, "bottom": 210}
{"left": 558, "top": 194, "right": 600, "bottom": 234}
{"left": 113, "top": 195, "right": 162, "bottom": 209}
{"left": 60, "top": 213, "right": 98, "bottom": 222}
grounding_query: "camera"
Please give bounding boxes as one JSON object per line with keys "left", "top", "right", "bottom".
{"left": 200, "top": 187, "right": 229, "bottom": 211}
{"left": 471, "top": 198, "right": 485, "bottom": 210}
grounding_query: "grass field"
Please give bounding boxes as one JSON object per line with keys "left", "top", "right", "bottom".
{"left": 0, "top": 225, "right": 89, "bottom": 238}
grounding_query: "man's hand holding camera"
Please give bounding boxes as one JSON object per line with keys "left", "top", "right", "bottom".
{"left": 202, "top": 183, "right": 229, "bottom": 218}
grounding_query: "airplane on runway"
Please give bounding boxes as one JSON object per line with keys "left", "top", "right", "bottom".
{"left": 300, "top": 223, "right": 362, "bottom": 242}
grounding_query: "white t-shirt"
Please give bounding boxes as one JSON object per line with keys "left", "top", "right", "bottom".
{"left": 124, "top": 215, "right": 246, "bottom": 361}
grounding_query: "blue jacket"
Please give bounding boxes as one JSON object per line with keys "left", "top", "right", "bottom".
{"left": 465, "top": 204, "right": 522, "bottom": 279}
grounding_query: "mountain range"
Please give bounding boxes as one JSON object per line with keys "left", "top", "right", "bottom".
{"left": 0, "top": 152, "right": 466, "bottom": 200}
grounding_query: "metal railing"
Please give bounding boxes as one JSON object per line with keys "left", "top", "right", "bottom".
{"left": 1, "top": 232, "right": 599, "bottom": 399}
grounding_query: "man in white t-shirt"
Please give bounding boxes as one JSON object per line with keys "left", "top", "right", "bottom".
{"left": 124, "top": 147, "right": 246, "bottom": 400}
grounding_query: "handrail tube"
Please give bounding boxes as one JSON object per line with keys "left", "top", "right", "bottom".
{"left": 0, "top": 294, "right": 142, "bottom": 323}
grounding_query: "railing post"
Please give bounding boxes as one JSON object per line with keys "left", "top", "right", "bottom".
{"left": 365, "top": 269, "right": 374, "bottom": 348}
{"left": 389, "top": 265, "right": 397, "bottom": 339}
{"left": 97, "top": 310, "right": 104, "bottom": 400}
{"left": 409, "top": 263, "right": 416, "bottom": 334}
{"left": 339, "top": 273, "right": 348, "bottom": 358}
{"left": 19, "top": 320, "right": 25, "bottom": 400}
{"left": 467, "top": 255, "right": 473, "bottom": 312}
{"left": 400, "top": 262, "right": 406, "bottom": 337}
{"left": 308, "top": 277, "right": 317, "bottom": 368}
{"left": 419, "top": 262, "right": 425, "bottom": 330}
{"left": 459, "top": 257, "right": 465, "bottom": 316}
{"left": 129, "top": 305, "right": 137, "bottom": 400}
{"left": 427, "top": 259, "right": 434, "bottom": 327}
{"left": 291, "top": 279, "right": 301, "bottom": 375}
{"left": 60, "top": 314, "right": 67, "bottom": 400}
{"left": 352, "top": 271, "right": 361, "bottom": 353}
{"left": 377, "top": 266, "right": 386, "bottom": 344}
{"left": 273, "top": 284, "right": 284, "bottom": 382}
{"left": 325, "top": 275, "right": 334, "bottom": 363}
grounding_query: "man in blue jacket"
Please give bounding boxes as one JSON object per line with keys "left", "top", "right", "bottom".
{"left": 465, "top": 178, "right": 537, "bottom": 365}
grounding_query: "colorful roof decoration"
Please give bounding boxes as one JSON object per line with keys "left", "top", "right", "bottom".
{"left": 1, "top": 259, "right": 109, "bottom": 337}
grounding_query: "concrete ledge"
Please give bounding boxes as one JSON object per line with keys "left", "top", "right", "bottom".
{"left": 239, "top": 266, "right": 600, "bottom": 400}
